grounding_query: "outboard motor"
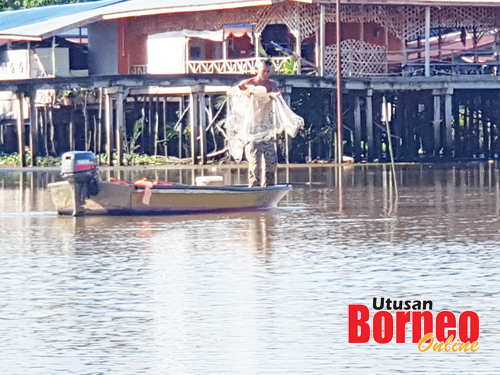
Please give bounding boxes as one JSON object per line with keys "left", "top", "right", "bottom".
{"left": 60, "top": 151, "right": 99, "bottom": 216}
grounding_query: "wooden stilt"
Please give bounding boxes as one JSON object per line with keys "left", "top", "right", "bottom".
{"left": 93, "top": 114, "right": 98, "bottom": 154}
{"left": 0, "top": 117, "right": 4, "bottom": 145}
{"left": 373, "top": 93, "right": 382, "bottom": 161}
{"left": 162, "top": 97, "right": 168, "bottom": 156}
{"left": 482, "top": 95, "right": 489, "bottom": 158}
{"left": 29, "top": 96, "right": 37, "bottom": 166}
{"left": 444, "top": 89, "right": 453, "bottom": 158}
{"left": 433, "top": 91, "right": 441, "bottom": 158}
{"left": 69, "top": 102, "right": 74, "bottom": 150}
{"left": 354, "top": 94, "right": 362, "bottom": 162}
{"left": 105, "top": 90, "right": 113, "bottom": 165}
{"left": 366, "top": 89, "right": 374, "bottom": 162}
{"left": 16, "top": 93, "right": 25, "bottom": 167}
{"left": 453, "top": 93, "right": 462, "bottom": 159}
{"left": 83, "top": 91, "right": 89, "bottom": 151}
{"left": 116, "top": 87, "right": 125, "bottom": 166}
{"left": 154, "top": 96, "right": 160, "bottom": 156}
{"left": 42, "top": 107, "right": 49, "bottom": 157}
{"left": 189, "top": 92, "right": 198, "bottom": 164}
{"left": 140, "top": 97, "right": 147, "bottom": 154}
{"left": 284, "top": 91, "right": 292, "bottom": 164}
{"left": 393, "top": 93, "right": 405, "bottom": 161}
{"left": 148, "top": 95, "right": 153, "bottom": 154}
{"left": 179, "top": 96, "right": 184, "bottom": 159}
{"left": 199, "top": 92, "right": 207, "bottom": 165}
{"left": 48, "top": 106, "right": 56, "bottom": 156}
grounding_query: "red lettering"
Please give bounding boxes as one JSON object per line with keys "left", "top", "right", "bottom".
{"left": 373, "top": 311, "right": 393, "bottom": 344}
{"left": 459, "top": 311, "right": 480, "bottom": 343}
{"left": 348, "top": 305, "right": 370, "bottom": 343}
{"left": 396, "top": 311, "right": 411, "bottom": 343}
{"left": 412, "top": 311, "right": 433, "bottom": 343}
{"left": 435, "top": 311, "right": 456, "bottom": 342}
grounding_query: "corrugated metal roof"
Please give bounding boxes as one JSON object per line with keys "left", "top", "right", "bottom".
{"left": 0, "top": 0, "right": 125, "bottom": 33}
{"left": 101, "top": 0, "right": 274, "bottom": 19}
{"left": 0, "top": 0, "right": 275, "bottom": 40}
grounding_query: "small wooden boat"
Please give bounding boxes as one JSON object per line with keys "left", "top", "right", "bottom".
{"left": 49, "top": 179, "right": 292, "bottom": 216}
{"left": 48, "top": 151, "right": 291, "bottom": 216}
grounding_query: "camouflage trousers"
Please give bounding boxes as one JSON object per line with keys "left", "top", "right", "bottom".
{"left": 245, "top": 140, "right": 277, "bottom": 187}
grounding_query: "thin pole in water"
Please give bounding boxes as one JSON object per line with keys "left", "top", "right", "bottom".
{"left": 383, "top": 95, "right": 399, "bottom": 199}
{"left": 335, "top": 0, "right": 343, "bottom": 165}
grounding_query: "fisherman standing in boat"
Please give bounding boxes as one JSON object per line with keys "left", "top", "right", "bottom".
{"left": 228, "top": 59, "right": 280, "bottom": 187}
{"left": 226, "top": 59, "right": 304, "bottom": 187}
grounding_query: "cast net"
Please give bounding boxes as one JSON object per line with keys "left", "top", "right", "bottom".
{"left": 225, "top": 85, "right": 304, "bottom": 162}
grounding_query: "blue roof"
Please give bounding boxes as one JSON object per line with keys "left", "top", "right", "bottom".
{"left": 0, "top": 0, "right": 126, "bottom": 33}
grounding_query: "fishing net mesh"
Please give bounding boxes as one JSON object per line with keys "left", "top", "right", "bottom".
{"left": 225, "top": 87, "right": 304, "bottom": 162}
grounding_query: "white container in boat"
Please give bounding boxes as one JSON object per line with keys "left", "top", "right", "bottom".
{"left": 195, "top": 176, "right": 224, "bottom": 186}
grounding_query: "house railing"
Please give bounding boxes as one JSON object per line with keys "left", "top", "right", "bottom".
{"left": 130, "top": 56, "right": 317, "bottom": 76}
{"left": 187, "top": 57, "right": 299, "bottom": 75}
{"left": 0, "top": 60, "right": 26, "bottom": 78}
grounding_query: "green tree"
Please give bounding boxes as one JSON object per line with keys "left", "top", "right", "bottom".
{"left": 1, "top": 0, "right": 88, "bottom": 10}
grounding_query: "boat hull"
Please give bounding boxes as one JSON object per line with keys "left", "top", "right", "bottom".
{"left": 48, "top": 181, "right": 291, "bottom": 216}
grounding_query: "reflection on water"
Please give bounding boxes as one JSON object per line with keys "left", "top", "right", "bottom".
{"left": 0, "top": 164, "right": 499, "bottom": 374}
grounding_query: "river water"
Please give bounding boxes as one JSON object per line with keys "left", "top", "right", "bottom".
{"left": 0, "top": 164, "right": 498, "bottom": 374}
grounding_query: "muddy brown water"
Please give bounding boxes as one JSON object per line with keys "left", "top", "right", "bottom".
{"left": 0, "top": 164, "right": 498, "bottom": 374}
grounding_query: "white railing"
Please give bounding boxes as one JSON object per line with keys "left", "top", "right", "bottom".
{"left": 0, "top": 60, "right": 26, "bottom": 78}
{"left": 187, "top": 57, "right": 293, "bottom": 75}
{"left": 130, "top": 57, "right": 318, "bottom": 75}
